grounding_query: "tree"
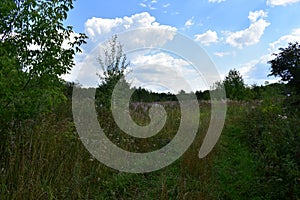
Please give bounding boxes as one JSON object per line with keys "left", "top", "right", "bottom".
{"left": 195, "top": 90, "right": 210, "bottom": 101}
{"left": 96, "top": 35, "right": 130, "bottom": 109}
{"left": 268, "top": 42, "right": 300, "bottom": 94}
{"left": 223, "top": 69, "right": 246, "bottom": 100}
{"left": 0, "top": 0, "right": 87, "bottom": 130}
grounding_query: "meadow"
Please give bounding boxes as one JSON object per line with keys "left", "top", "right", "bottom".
{"left": 1, "top": 93, "right": 299, "bottom": 199}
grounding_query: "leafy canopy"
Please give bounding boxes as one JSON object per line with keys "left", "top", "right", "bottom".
{"left": 268, "top": 42, "right": 300, "bottom": 93}
{"left": 0, "top": 0, "right": 87, "bottom": 129}
{"left": 223, "top": 69, "right": 246, "bottom": 100}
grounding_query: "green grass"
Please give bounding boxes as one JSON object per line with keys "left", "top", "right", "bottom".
{"left": 212, "top": 124, "right": 262, "bottom": 199}
{"left": 1, "top": 100, "right": 299, "bottom": 199}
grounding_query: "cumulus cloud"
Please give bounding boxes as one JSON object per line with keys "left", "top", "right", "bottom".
{"left": 67, "top": 12, "right": 180, "bottom": 88}
{"left": 237, "top": 54, "right": 278, "bottom": 85}
{"left": 84, "top": 12, "right": 177, "bottom": 49}
{"left": 131, "top": 52, "right": 189, "bottom": 70}
{"left": 184, "top": 18, "right": 194, "bottom": 29}
{"left": 268, "top": 28, "right": 300, "bottom": 52}
{"left": 85, "top": 12, "right": 159, "bottom": 40}
{"left": 267, "top": 0, "right": 300, "bottom": 6}
{"left": 238, "top": 28, "right": 300, "bottom": 85}
{"left": 248, "top": 10, "right": 268, "bottom": 23}
{"left": 208, "top": 0, "right": 225, "bottom": 3}
{"left": 129, "top": 52, "right": 206, "bottom": 92}
{"left": 194, "top": 30, "right": 218, "bottom": 46}
{"left": 239, "top": 54, "right": 270, "bottom": 78}
{"left": 226, "top": 10, "right": 270, "bottom": 48}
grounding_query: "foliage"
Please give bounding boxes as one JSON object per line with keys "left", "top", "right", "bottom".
{"left": 210, "top": 68, "right": 256, "bottom": 101}
{"left": 223, "top": 69, "right": 247, "bottom": 100}
{"left": 0, "top": 0, "right": 87, "bottom": 131}
{"left": 130, "top": 87, "right": 177, "bottom": 102}
{"left": 195, "top": 90, "right": 210, "bottom": 100}
{"left": 268, "top": 42, "right": 300, "bottom": 94}
{"left": 96, "top": 35, "right": 130, "bottom": 109}
{"left": 241, "top": 87, "right": 300, "bottom": 199}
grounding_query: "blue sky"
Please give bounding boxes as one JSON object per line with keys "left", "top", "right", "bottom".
{"left": 63, "top": 0, "right": 300, "bottom": 92}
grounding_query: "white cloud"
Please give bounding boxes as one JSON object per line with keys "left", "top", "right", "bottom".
{"left": 218, "top": 25, "right": 296, "bottom": 85}
{"left": 139, "top": 0, "right": 158, "bottom": 10}
{"left": 67, "top": 12, "right": 178, "bottom": 87}
{"left": 268, "top": 28, "right": 300, "bottom": 52}
{"left": 85, "top": 12, "right": 176, "bottom": 42}
{"left": 129, "top": 52, "right": 207, "bottom": 92}
{"left": 131, "top": 52, "right": 189, "bottom": 69}
{"left": 226, "top": 10, "right": 270, "bottom": 48}
{"left": 248, "top": 10, "right": 268, "bottom": 23}
{"left": 237, "top": 54, "right": 278, "bottom": 85}
{"left": 214, "top": 51, "right": 234, "bottom": 57}
{"left": 184, "top": 18, "right": 194, "bottom": 28}
{"left": 208, "top": 0, "right": 225, "bottom": 3}
{"left": 194, "top": 30, "right": 218, "bottom": 46}
{"left": 267, "top": 0, "right": 300, "bottom": 6}
{"left": 163, "top": 3, "right": 170, "bottom": 7}
{"left": 140, "top": 3, "right": 147, "bottom": 7}
{"left": 149, "top": 5, "right": 157, "bottom": 10}
{"left": 239, "top": 55, "right": 269, "bottom": 78}
{"left": 235, "top": 28, "right": 300, "bottom": 85}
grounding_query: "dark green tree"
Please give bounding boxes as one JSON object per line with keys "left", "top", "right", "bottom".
{"left": 268, "top": 42, "right": 300, "bottom": 94}
{"left": 223, "top": 69, "right": 246, "bottom": 100}
{"left": 96, "top": 35, "right": 130, "bottom": 109}
{"left": 0, "top": 0, "right": 87, "bottom": 130}
{"left": 195, "top": 90, "right": 210, "bottom": 101}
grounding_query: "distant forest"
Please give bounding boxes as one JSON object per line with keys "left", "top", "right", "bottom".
{"left": 66, "top": 78, "right": 292, "bottom": 103}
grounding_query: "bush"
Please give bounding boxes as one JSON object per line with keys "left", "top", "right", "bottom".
{"left": 241, "top": 88, "right": 300, "bottom": 199}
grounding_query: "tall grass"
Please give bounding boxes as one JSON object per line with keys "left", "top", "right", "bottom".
{"left": 0, "top": 101, "right": 217, "bottom": 199}
{"left": 3, "top": 99, "right": 296, "bottom": 199}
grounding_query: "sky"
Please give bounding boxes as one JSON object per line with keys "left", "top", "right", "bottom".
{"left": 63, "top": 0, "right": 300, "bottom": 92}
